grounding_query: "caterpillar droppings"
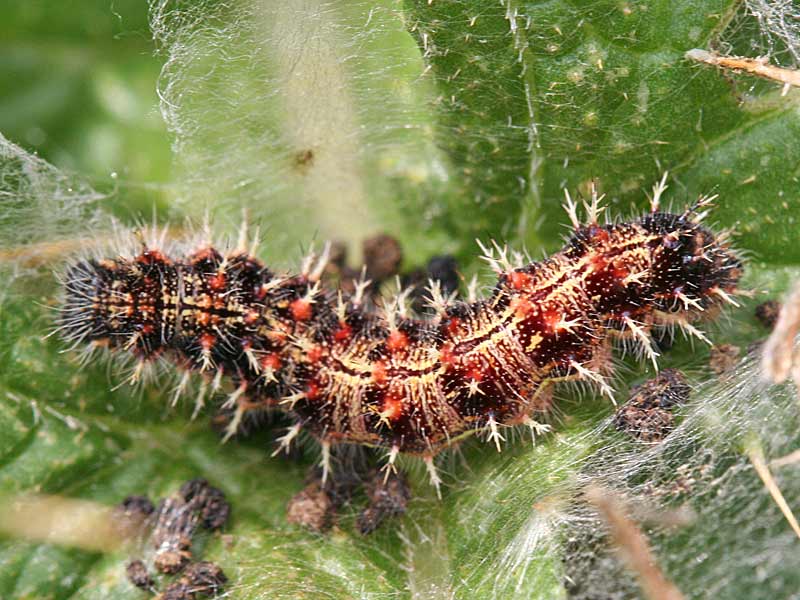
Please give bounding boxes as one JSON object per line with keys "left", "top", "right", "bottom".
{"left": 57, "top": 188, "right": 742, "bottom": 494}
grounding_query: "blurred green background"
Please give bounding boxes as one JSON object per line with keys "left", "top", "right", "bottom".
{"left": 1, "top": 1, "right": 171, "bottom": 220}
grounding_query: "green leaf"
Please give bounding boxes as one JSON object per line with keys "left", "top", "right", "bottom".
{"left": 404, "top": 0, "right": 800, "bottom": 260}
{"left": 2, "top": 0, "right": 800, "bottom": 598}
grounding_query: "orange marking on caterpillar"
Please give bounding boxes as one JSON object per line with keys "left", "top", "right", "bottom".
{"left": 445, "top": 317, "right": 461, "bottom": 335}
{"left": 509, "top": 270, "right": 532, "bottom": 290}
{"left": 380, "top": 394, "right": 404, "bottom": 422}
{"left": 386, "top": 330, "right": 408, "bottom": 352}
{"left": 307, "top": 345, "right": 324, "bottom": 364}
{"left": 200, "top": 333, "right": 216, "bottom": 351}
{"left": 467, "top": 367, "right": 484, "bottom": 382}
{"left": 261, "top": 353, "right": 281, "bottom": 371}
{"left": 372, "top": 361, "right": 388, "bottom": 384}
{"left": 305, "top": 381, "right": 321, "bottom": 401}
{"left": 439, "top": 343, "right": 456, "bottom": 368}
{"left": 208, "top": 272, "right": 226, "bottom": 291}
{"left": 334, "top": 324, "right": 352, "bottom": 342}
{"left": 543, "top": 309, "right": 562, "bottom": 330}
{"left": 511, "top": 297, "right": 534, "bottom": 318}
{"left": 290, "top": 298, "right": 313, "bottom": 321}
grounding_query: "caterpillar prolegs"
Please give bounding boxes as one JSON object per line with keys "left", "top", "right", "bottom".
{"left": 58, "top": 186, "right": 742, "bottom": 494}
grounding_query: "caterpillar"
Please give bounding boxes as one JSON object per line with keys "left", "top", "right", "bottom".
{"left": 57, "top": 183, "right": 742, "bottom": 494}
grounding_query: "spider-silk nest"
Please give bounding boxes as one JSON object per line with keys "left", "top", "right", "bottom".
{"left": 738, "top": 0, "right": 800, "bottom": 68}
{"left": 2, "top": 0, "right": 800, "bottom": 598}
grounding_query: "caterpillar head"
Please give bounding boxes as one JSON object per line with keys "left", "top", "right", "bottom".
{"left": 641, "top": 212, "right": 742, "bottom": 315}
{"left": 59, "top": 251, "right": 177, "bottom": 359}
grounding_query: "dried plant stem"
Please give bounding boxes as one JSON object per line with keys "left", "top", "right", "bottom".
{"left": 761, "top": 282, "right": 800, "bottom": 387}
{"left": 687, "top": 49, "right": 800, "bottom": 90}
{"left": 0, "top": 239, "right": 93, "bottom": 267}
{"left": 748, "top": 444, "right": 800, "bottom": 540}
{"left": 771, "top": 448, "right": 800, "bottom": 468}
{"left": 586, "top": 485, "right": 684, "bottom": 600}
{"left": 0, "top": 493, "right": 122, "bottom": 552}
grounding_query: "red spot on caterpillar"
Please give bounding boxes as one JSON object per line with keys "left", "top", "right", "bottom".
{"left": 290, "top": 298, "right": 313, "bottom": 321}
{"left": 510, "top": 297, "right": 533, "bottom": 318}
{"left": 268, "top": 329, "right": 288, "bottom": 345}
{"left": 386, "top": 330, "right": 408, "bottom": 352}
{"left": 380, "top": 393, "right": 403, "bottom": 422}
{"left": 589, "top": 254, "right": 608, "bottom": 271}
{"left": 467, "top": 367, "right": 484, "bottom": 382}
{"left": 509, "top": 270, "right": 532, "bottom": 290}
{"left": 137, "top": 249, "right": 169, "bottom": 265}
{"left": 543, "top": 309, "right": 562, "bottom": 330}
{"left": 307, "top": 345, "right": 324, "bottom": 364}
{"left": 611, "top": 262, "right": 629, "bottom": 281}
{"left": 305, "top": 381, "right": 320, "bottom": 400}
{"left": 334, "top": 324, "right": 352, "bottom": 342}
{"left": 439, "top": 343, "right": 456, "bottom": 368}
{"left": 261, "top": 353, "right": 281, "bottom": 371}
{"left": 200, "top": 333, "right": 216, "bottom": 351}
{"left": 446, "top": 317, "right": 461, "bottom": 335}
{"left": 372, "top": 360, "right": 387, "bottom": 384}
{"left": 191, "top": 247, "right": 220, "bottom": 263}
{"left": 208, "top": 272, "right": 226, "bottom": 291}
{"left": 590, "top": 226, "right": 610, "bottom": 243}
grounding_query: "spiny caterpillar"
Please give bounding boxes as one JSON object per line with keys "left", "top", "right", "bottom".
{"left": 57, "top": 182, "right": 742, "bottom": 495}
